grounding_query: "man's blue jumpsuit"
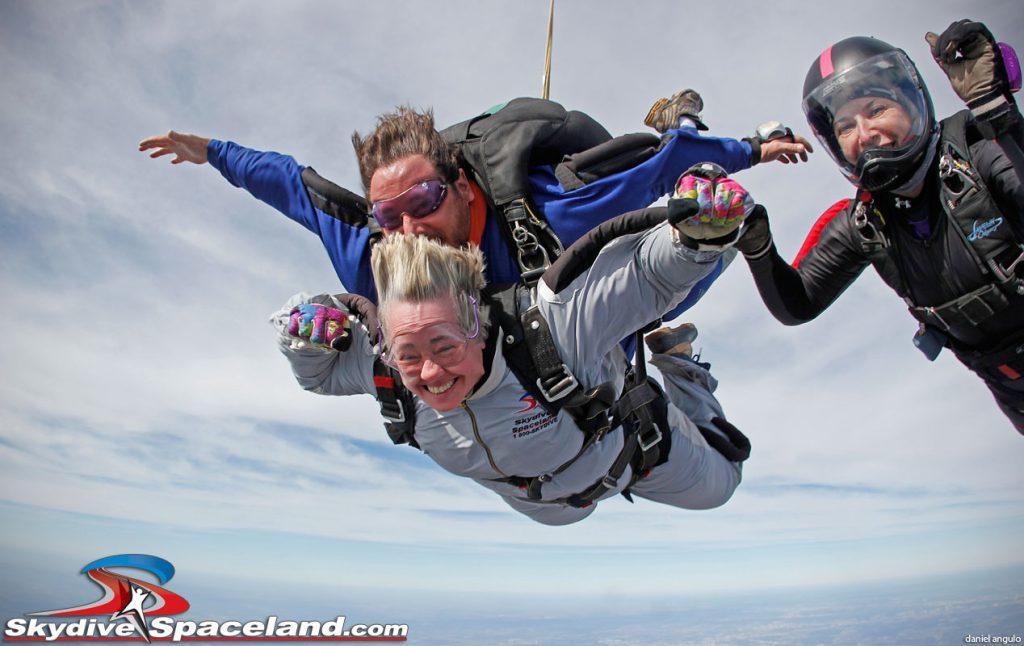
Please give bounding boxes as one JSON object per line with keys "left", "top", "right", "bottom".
{"left": 207, "top": 125, "right": 757, "bottom": 320}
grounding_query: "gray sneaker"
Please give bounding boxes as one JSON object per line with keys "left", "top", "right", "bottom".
{"left": 644, "top": 322, "right": 698, "bottom": 358}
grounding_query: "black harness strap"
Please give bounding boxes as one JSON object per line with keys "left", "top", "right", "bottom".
{"left": 489, "top": 285, "right": 616, "bottom": 437}
{"left": 327, "top": 293, "right": 420, "bottom": 449}
{"left": 521, "top": 304, "right": 580, "bottom": 404}
{"left": 373, "top": 362, "right": 419, "bottom": 449}
{"left": 559, "top": 374, "right": 672, "bottom": 509}
{"left": 939, "top": 111, "right": 1024, "bottom": 247}
{"left": 908, "top": 282, "right": 1011, "bottom": 330}
{"left": 507, "top": 329, "right": 672, "bottom": 509}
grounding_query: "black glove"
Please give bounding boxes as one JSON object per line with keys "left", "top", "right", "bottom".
{"left": 925, "top": 20, "right": 1010, "bottom": 112}
{"left": 697, "top": 417, "right": 751, "bottom": 463}
{"left": 734, "top": 204, "right": 773, "bottom": 259}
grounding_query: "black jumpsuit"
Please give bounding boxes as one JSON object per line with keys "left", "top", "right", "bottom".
{"left": 745, "top": 113, "right": 1024, "bottom": 433}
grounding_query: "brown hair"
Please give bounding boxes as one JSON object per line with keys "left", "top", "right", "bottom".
{"left": 351, "top": 106, "right": 460, "bottom": 197}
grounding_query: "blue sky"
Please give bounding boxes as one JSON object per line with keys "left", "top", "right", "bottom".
{"left": 1, "top": 1, "right": 1023, "bottom": 642}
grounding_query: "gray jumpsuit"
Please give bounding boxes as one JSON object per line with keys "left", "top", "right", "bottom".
{"left": 271, "top": 218, "right": 744, "bottom": 525}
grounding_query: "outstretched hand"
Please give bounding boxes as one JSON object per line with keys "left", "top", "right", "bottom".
{"left": 138, "top": 131, "right": 211, "bottom": 165}
{"left": 925, "top": 19, "right": 1009, "bottom": 109}
{"left": 760, "top": 134, "right": 814, "bottom": 164}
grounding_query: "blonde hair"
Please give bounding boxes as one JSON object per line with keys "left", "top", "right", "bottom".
{"left": 371, "top": 234, "right": 490, "bottom": 341}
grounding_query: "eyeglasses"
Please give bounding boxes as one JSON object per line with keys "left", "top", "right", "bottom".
{"left": 381, "top": 296, "right": 480, "bottom": 373}
{"left": 370, "top": 179, "right": 448, "bottom": 230}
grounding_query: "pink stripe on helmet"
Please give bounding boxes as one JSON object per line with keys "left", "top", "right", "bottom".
{"left": 819, "top": 46, "right": 834, "bottom": 78}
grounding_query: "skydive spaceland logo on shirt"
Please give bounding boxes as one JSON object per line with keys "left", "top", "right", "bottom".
{"left": 515, "top": 393, "right": 539, "bottom": 414}
{"left": 512, "top": 393, "right": 557, "bottom": 439}
{"left": 3, "top": 553, "right": 409, "bottom": 642}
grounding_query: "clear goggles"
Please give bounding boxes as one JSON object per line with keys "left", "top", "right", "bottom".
{"left": 380, "top": 296, "right": 480, "bottom": 373}
{"left": 803, "top": 50, "right": 931, "bottom": 181}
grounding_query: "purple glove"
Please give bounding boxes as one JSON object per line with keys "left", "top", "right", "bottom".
{"left": 288, "top": 303, "right": 351, "bottom": 350}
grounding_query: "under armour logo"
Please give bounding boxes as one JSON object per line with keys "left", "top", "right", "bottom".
{"left": 894, "top": 197, "right": 912, "bottom": 209}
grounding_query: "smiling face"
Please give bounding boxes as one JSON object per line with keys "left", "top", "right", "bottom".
{"left": 382, "top": 296, "right": 485, "bottom": 412}
{"left": 368, "top": 155, "right": 474, "bottom": 248}
{"left": 832, "top": 96, "right": 914, "bottom": 165}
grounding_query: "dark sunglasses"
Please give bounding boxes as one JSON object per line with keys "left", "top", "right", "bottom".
{"left": 370, "top": 179, "right": 448, "bottom": 230}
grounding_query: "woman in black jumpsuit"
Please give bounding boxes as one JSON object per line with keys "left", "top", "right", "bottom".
{"left": 736, "top": 21, "right": 1024, "bottom": 433}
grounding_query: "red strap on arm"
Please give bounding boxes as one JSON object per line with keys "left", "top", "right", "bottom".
{"left": 792, "top": 199, "right": 851, "bottom": 268}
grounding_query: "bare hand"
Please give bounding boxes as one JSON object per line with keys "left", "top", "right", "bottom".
{"left": 760, "top": 135, "right": 814, "bottom": 164}
{"left": 138, "top": 130, "right": 211, "bottom": 165}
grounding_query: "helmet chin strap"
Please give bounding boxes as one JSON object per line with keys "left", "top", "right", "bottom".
{"left": 892, "top": 128, "right": 940, "bottom": 197}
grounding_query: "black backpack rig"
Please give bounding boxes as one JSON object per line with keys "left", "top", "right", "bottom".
{"left": 300, "top": 97, "right": 668, "bottom": 286}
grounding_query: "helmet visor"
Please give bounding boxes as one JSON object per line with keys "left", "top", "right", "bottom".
{"left": 803, "top": 50, "right": 931, "bottom": 188}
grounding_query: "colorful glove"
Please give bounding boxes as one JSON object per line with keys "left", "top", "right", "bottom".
{"left": 669, "top": 167, "right": 754, "bottom": 244}
{"left": 288, "top": 303, "right": 351, "bottom": 351}
{"left": 645, "top": 88, "right": 708, "bottom": 133}
{"left": 925, "top": 20, "right": 1011, "bottom": 111}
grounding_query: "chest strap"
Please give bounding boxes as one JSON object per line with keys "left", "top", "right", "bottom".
{"left": 373, "top": 361, "right": 419, "bottom": 450}
{"left": 907, "top": 281, "right": 1012, "bottom": 331}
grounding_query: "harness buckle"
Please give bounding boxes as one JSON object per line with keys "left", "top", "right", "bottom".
{"left": 536, "top": 367, "right": 579, "bottom": 402}
{"left": 918, "top": 305, "right": 951, "bottom": 332}
{"left": 601, "top": 474, "right": 619, "bottom": 490}
{"left": 957, "top": 291, "right": 997, "bottom": 326}
{"left": 511, "top": 220, "right": 552, "bottom": 274}
{"left": 638, "top": 423, "right": 664, "bottom": 452}
{"left": 987, "top": 245, "right": 1024, "bottom": 284}
{"left": 519, "top": 267, "right": 546, "bottom": 286}
{"left": 853, "top": 203, "right": 889, "bottom": 252}
{"left": 938, "top": 150, "right": 979, "bottom": 210}
{"left": 380, "top": 399, "right": 406, "bottom": 424}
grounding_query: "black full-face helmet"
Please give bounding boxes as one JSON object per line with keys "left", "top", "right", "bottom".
{"left": 803, "top": 36, "right": 937, "bottom": 192}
